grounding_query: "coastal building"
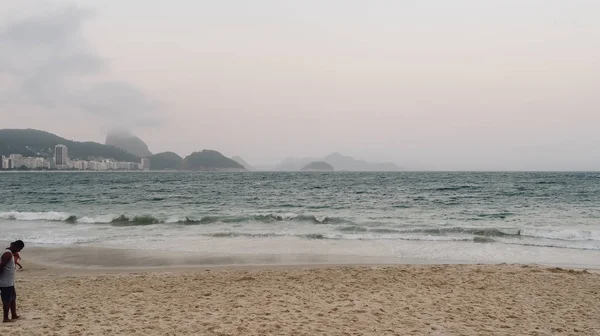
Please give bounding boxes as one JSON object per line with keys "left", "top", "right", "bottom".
{"left": 87, "top": 161, "right": 98, "bottom": 170}
{"left": 1, "top": 151, "right": 141, "bottom": 171}
{"left": 141, "top": 158, "right": 150, "bottom": 170}
{"left": 7, "top": 154, "right": 23, "bottom": 169}
{"left": 20, "top": 157, "right": 49, "bottom": 169}
{"left": 107, "top": 160, "right": 118, "bottom": 170}
{"left": 55, "top": 144, "right": 69, "bottom": 168}
{"left": 72, "top": 160, "right": 89, "bottom": 170}
{"left": 0, "top": 155, "right": 50, "bottom": 170}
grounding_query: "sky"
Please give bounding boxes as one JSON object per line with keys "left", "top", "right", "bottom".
{"left": 1, "top": 0, "right": 599, "bottom": 170}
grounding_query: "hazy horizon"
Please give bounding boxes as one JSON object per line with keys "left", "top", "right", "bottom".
{"left": 2, "top": 1, "right": 599, "bottom": 170}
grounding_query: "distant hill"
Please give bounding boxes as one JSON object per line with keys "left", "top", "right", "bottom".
{"left": 105, "top": 130, "right": 152, "bottom": 158}
{"left": 275, "top": 153, "right": 403, "bottom": 171}
{"left": 182, "top": 150, "right": 245, "bottom": 171}
{"left": 148, "top": 152, "right": 183, "bottom": 170}
{"left": 301, "top": 161, "right": 334, "bottom": 171}
{"left": 0, "top": 129, "right": 139, "bottom": 162}
{"left": 324, "top": 153, "right": 403, "bottom": 171}
{"left": 232, "top": 156, "right": 254, "bottom": 170}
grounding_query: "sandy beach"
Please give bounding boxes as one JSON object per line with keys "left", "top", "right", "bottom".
{"left": 2, "top": 261, "right": 599, "bottom": 335}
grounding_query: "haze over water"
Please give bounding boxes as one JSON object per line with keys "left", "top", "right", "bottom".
{"left": 2, "top": 1, "right": 600, "bottom": 171}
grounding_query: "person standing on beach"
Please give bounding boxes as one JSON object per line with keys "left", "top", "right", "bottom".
{"left": 0, "top": 240, "right": 25, "bottom": 323}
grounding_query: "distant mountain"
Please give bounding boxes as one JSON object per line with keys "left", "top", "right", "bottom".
{"left": 182, "top": 150, "right": 245, "bottom": 171}
{"left": 105, "top": 130, "right": 152, "bottom": 158}
{"left": 301, "top": 161, "right": 334, "bottom": 171}
{"left": 232, "top": 156, "right": 254, "bottom": 170}
{"left": 0, "top": 129, "right": 139, "bottom": 162}
{"left": 274, "top": 153, "right": 403, "bottom": 171}
{"left": 148, "top": 152, "right": 183, "bottom": 170}
{"left": 324, "top": 153, "right": 403, "bottom": 171}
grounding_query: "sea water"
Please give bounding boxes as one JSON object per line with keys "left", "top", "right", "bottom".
{"left": 1, "top": 172, "right": 599, "bottom": 267}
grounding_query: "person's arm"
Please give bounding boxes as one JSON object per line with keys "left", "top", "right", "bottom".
{"left": 0, "top": 252, "right": 11, "bottom": 275}
{"left": 13, "top": 252, "right": 22, "bottom": 269}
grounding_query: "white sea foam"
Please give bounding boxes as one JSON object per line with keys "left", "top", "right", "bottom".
{"left": 0, "top": 211, "right": 71, "bottom": 221}
{"left": 77, "top": 215, "right": 114, "bottom": 224}
{"left": 164, "top": 216, "right": 182, "bottom": 223}
{"left": 520, "top": 228, "right": 600, "bottom": 241}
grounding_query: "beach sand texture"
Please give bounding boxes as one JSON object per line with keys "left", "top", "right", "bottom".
{"left": 3, "top": 264, "right": 600, "bottom": 335}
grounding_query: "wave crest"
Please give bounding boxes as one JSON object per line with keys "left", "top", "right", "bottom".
{"left": 110, "top": 215, "right": 161, "bottom": 226}
{"left": 0, "top": 211, "right": 71, "bottom": 221}
{"left": 0, "top": 211, "right": 350, "bottom": 226}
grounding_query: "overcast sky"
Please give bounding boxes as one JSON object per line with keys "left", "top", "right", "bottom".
{"left": 1, "top": 0, "right": 599, "bottom": 170}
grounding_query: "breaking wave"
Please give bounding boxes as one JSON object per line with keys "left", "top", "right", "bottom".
{"left": 0, "top": 211, "right": 349, "bottom": 226}
{"left": 110, "top": 215, "right": 161, "bottom": 226}
{"left": 0, "top": 211, "right": 71, "bottom": 221}
{"left": 3, "top": 211, "right": 600, "bottom": 248}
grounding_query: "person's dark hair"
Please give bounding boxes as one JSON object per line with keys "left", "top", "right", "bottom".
{"left": 11, "top": 240, "right": 24, "bottom": 250}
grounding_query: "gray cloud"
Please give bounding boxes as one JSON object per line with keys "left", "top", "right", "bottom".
{"left": 0, "top": 5, "right": 162, "bottom": 128}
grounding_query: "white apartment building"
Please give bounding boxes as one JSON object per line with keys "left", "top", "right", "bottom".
{"left": 2, "top": 150, "right": 141, "bottom": 171}
{"left": 21, "top": 157, "right": 49, "bottom": 169}
{"left": 1, "top": 156, "right": 9, "bottom": 169}
{"left": 72, "top": 160, "right": 89, "bottom": 170}
{"left": 1, "top": 155, "right": 50, "bottom": 169}
{"left": 141, "top": 158, "right": 150, "bottom": 170}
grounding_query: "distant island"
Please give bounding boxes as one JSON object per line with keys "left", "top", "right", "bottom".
{"left": 182, "top": 150, "right": 245, "bottom": 171}
{"left": 274, "top": 152, "right": 403, "bottom": 171}
{"left": 301, "top": 161, "right": 334, "bottom": 172}
{"left": 323, "top": 152, "right": 402, "bottom": 171}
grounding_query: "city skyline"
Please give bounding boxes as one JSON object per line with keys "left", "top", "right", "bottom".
{"left": 1, "top": 144, "right": 145, "bottom": 171}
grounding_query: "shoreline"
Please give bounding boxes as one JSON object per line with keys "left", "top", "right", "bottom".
{"left": 12, "top": 242, "right": 600, "bottom": 271}
{"left": 19, "top": 243, "right": 475, "bottom": 270}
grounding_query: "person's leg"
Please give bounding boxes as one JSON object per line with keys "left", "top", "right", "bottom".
{"left": 1, "top": 288, "right": 10, "bottom": 322}
{"left": 8, "top": 287, "right": 17, "bottom": 319}
{"left": 9, "top": 300, "right": 17, "bottom": 319}
{"left": 2, "top": 301, "right": 8, "bottom": 322}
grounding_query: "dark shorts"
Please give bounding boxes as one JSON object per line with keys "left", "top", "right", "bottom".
{"left": 0, "top": 286, "right": 16, "bottom": 302}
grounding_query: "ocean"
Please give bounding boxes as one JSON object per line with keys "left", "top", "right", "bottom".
{"left": 1, "top": 171, "right": 599, "bottom": 267}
